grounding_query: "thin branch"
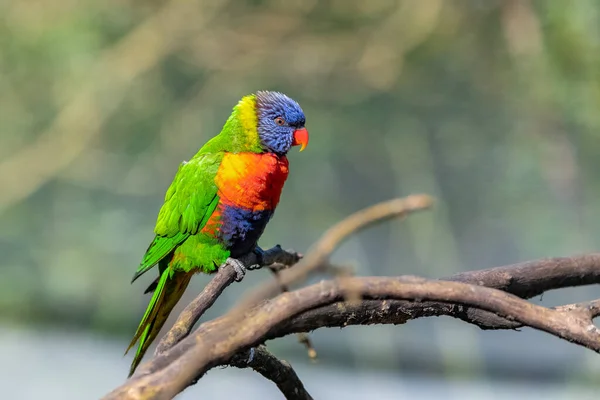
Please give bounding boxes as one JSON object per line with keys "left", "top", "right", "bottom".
{"left": 153, "top": 246, "right": 301, "bottom": 357}
{"left": 229, "top": 346, "right": 314, "bottom": 400}
{"left": 153, "top": 263, "right": 235, "bottom": 357}
{"left": 104, "top": 275, "right": 600, "bottom": 400}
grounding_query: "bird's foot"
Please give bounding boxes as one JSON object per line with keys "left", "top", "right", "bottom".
{"left": 249, "top": 246, "right": 266, "bottom": 270}
{"left": 225, "top": 257, "right": 247, "bottom": 282}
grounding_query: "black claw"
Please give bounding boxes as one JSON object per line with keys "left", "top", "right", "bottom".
{"left": 253, "top": 246, "right": 266, "bottom": 267}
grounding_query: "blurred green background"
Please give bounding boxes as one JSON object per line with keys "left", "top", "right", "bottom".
{"left": 2, "top": 0, "right": 600, "bottom": 399}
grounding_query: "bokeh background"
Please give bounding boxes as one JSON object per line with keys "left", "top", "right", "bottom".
{"left": 2, "top": 0, "right": 600, "bottom": 399}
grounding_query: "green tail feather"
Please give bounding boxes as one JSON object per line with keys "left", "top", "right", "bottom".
{"left": 125, "top": 266, "right": 193, "bottom": 377}
{"left": 131, "top": 233, "right": 188, "bottom": 283}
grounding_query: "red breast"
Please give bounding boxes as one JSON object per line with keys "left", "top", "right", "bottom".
{"left": 214, "top": 152, "right": 289, "bottom": 212}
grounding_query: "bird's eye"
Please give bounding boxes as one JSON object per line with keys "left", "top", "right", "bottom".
{"left": 274, "top": 117, "right": 286, "bottom": 126}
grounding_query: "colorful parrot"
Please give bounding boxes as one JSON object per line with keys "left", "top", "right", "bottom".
{"left": 125, "top": 91, "right": 309, "bottom": 376}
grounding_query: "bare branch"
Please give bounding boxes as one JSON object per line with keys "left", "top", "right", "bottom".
{"left": 444, "top": 254, "right": 600, "bottom": 329}
{"left": 104, "top": 275, "right": 600, "bottom": 400}
{"left": 153, "top": 246, "right": 301, "bottom": 357}
{"left": 554, "top": 298, "right": 600, "bottom": 321}
{"left": 269, "top": 254, "right": 600, "bottom": 335}
{"left": 229, "top": 346, "right": 314, "bottom": 400}
{"left": 235, "top": 194, "right": 435, "bottom": 311}
{"left": 104, "top": 195, "right": 600, "bottom": 400}
{"left": 269, "top": 296, "right": 600, "bottom": 339}
{"left": 147, "top": 195, "right": 432, "bottom": 372}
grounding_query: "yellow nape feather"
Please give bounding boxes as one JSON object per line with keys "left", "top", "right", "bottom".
{"left": 237, "top": 94, "right": 259, "bottom": 146}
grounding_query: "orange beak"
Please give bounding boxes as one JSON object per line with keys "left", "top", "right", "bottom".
{"left": 292, "top": 127, "right": 309, "bottom": 152}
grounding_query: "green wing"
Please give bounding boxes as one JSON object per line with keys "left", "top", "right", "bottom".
{"left": 131, "top": 152, "right": 223, "bottom": 282}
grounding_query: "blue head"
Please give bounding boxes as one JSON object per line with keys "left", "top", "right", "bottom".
{"left": 255, "top": 91, "right": 309, "bottom": 155}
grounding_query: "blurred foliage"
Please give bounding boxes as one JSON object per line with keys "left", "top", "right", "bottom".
{"left": 2, "top": 0, "right": 600, "bottom": 382}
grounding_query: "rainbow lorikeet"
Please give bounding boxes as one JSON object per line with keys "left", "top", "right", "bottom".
{"left": 125, "top": 91, "right": 309, "bottom": 376}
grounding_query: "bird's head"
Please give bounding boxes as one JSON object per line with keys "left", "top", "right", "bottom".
{"left": 254, "top": 91, "right": 309, "bottom": 155}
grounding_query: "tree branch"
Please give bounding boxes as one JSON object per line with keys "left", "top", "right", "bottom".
{"left": 153, "top": 245, "right": 301, "bottom": 356}
{"left": 105, "top": 274, "right": 600, "bottom": 400}
{"left": 268, "top": 253, "right": 600, "bottom": 334}
{"left": 235, "top": 194, "right": 435, "bottom": 311}
{"left": 268, "top": 296, "right": 600, "bottom": 339}
{"left": 444, "top": 253, "right": 600, "bottom": 329}
{"left": 229, "top": 345, "right": 314, "bottom": 400}
{"left": 147, "top": 195, "right": 433, "bottom": 365}
{"left": 104, "top": 194, "right": 600, "bottom": 400}
{"left": 264, "top": 254, "right": 600, "bottom": 337}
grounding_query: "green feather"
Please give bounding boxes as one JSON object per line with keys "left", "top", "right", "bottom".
{"left": 131, "top": 153, "right": 223, "bottom": 282}
{"left": 131, "top": 232, "right": 187, "bottom": 282}
{"left": 155, "top": 155, "right": 223, "bottom": 238}
{"left": 126, "top": 264, "right": 194, "bottom": 376}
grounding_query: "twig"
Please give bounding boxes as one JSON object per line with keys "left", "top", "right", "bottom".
{"left": 229, "top": 346, "right": 314, "bottom": 400}
{"left": 104, "top": 275, "right": 600, "bottom": 400}
{"left": 296, "top": 333, "right": 317, "bottom": 360}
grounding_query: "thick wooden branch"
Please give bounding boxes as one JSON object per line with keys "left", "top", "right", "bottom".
{"left": 268, "top": 296, "right": 600, "bottom": 340}
{"left": 280, "top": 253, "right": 600, "bottom": 332}
{"left": 155, "top": 251, "right": 600, "bottom": 365}
{"left": 229, "top": 345, "right": 313, "bottom": 400}
{"left": 105, "top": 275, "right": 600, "bottom": 400}
{"left": 445, "top": 254, "right": 600, "bottom": 328}
{"left": 270, "top": 253, "right": 600, "bottom": 334}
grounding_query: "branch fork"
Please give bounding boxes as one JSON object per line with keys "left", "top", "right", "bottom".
{"left": 104, "top": 194, "right": 600, "bottom": 400}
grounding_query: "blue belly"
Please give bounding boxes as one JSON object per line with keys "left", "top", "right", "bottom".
{"left": 218, "top": 205, "right": 274, "bottom": 257}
